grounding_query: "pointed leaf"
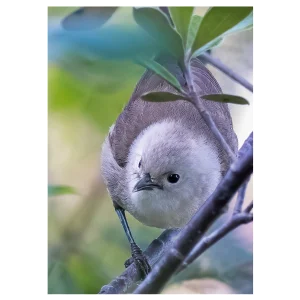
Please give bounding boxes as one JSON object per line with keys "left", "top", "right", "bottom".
{"left": 136, "top": 57, "right": 184, "bottom": 92}
{"left": 226, "top": 11, "right": 253, "bottom": 35}
{"left": 141, "top": 91, "right": 189, "bottom": 102}
{"left": 48, "top": 185, "right": 77, "bottom": 197}
{"left": 192, "top": 7, "right": 253, "bottom": 55}
{"left": 193, "top": 37, "right": 223, "bottom": 57}
{"left": 186, "top": 15, "right": 202, "bottom": 50}
{"left": 133, "top": 7, "right": 184, "bottom": 59}
{"left": 62, "top": 7, "right": 118, "bottom": 30}
{"left": 169, "top": 7, "right": 194, "bottom": 48}
{"left": 201, "top": 94, "right": 249, "bottom": 105}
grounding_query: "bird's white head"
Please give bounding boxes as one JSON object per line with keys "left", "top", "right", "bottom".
{"left": 125, "top": 120, "right": 222, "bottom": 229}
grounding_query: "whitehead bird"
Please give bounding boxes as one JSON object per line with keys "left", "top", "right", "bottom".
{"left": 57, "top": 5, "right": 238, "bottom": 281}
{"left": 101, "top": 56, "right": 238, "bottom": 277}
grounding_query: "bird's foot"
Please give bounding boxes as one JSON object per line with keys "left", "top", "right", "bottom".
{"left": 124, "top": 243, "right": 151, "bottom": 279}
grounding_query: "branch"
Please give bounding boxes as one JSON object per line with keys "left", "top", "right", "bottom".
{"left": 234, "top": 180, "right": 249, "bottom": 214}
{"left": 184, "top": 62, "right": 236, "bottom": 161}
{"left": 199, "top": 53, "right": 253, "bottom": 93}
{"left": 178, "top": 202, "right": 253, "bottom": 273}
{"left": 99, "top": 229, "right": 180, "bottom": 294}
{"left": 134, "top": 132, "right": 253, "bottom": 294}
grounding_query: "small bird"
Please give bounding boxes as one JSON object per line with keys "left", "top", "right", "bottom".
{"left": 101, "top": 56, "right": 238, "bottom": 277}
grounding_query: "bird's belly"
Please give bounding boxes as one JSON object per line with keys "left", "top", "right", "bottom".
{"left": 127, "top": 191, "right": 200, "bottom": 229}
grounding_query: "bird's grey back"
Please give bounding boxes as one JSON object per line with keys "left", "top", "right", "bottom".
{"left": 109, "top": 56, "right": 238, "bottom": 173}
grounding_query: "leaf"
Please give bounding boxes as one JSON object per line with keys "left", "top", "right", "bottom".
{"left": 191, "top": 7, "right": 253, "bottom": 55}
{"left": 226, "top": 11, "right": 253, "bottom": 35}
{"left": 48, "top": 185, "right": 77, "bottom": 197}
{"left": 186, "top": 15, "right": 202, "bottom": 50}
{"left": 169, "top": 7, "right": 194, "bottom": 48}
{"left": 62, "top": 7, "right": 118, "bottom": 30}
{"left": 133, "top": 7, "right": 184, "bottom": 59}
{"left": 49, "top": 21, "right": 159, "bottom": 61}
{"left": 193, "top": 37, "right": 223, "bottom": 57}
{"left": 201, "top": 94, "right": 249, "bottom": 105}
{"left": 136, "top": 57, "right": 184, "bottom": 92}
{"left": 187, "top": 15, "right": 224, "bottom": 57}
{"left": 141, "top": 92, "right": 189, "bottom": 102}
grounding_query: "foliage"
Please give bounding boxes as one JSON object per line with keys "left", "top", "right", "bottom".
{"left": 49, "top": 6, "right": 252, "bottom": 102}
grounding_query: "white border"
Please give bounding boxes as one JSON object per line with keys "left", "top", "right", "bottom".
{"left": 40, "top": 0, "right": 256, "bottom": 296}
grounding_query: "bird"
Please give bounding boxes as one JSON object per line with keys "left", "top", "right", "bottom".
{"left": 101, "top": 55, "right": 238, "bottom": 277}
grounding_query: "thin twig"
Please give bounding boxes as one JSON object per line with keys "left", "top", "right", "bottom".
{"left": 178, "top": 201, "right": 253, "bottom": 273}
{"left": 234, "top": 178, "right": 250, "bottom": 214}
{"left": 200, "top": 53, "right": 253, "bottom": 93}
{"left": 184, "top": 62, "right": 236, "bottom": 161}
{"left": 245, "top": 201, "right": 253, "bottom": 213}
{"left": 134, "top": 132, "right": 253, "bottom": 294}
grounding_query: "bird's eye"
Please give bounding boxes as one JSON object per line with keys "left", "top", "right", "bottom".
{"left": 167, "top": 174, "right": 180, "bottom": 183}
{"left": 138, "top": 160, "right": 142, "bottom": 168}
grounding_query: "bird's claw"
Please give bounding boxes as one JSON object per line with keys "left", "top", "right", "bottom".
{"left": 124, "top": 257, "right": 133, "bottom": 268}
{"left": 124, "top": 243, "right": 151, "bottom": 279}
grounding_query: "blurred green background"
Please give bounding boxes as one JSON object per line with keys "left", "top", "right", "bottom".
{"left": 48, "top": 7, "right": 253, "bottom": 294}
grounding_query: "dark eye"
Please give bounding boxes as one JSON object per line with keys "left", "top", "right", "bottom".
{"left": 167, "top": 174, "right": 180, "bottom": 183}
{"left": 138, "top": 160, "right": 142, "bottom": 168}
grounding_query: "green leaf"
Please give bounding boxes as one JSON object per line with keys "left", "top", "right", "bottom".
{"left": 192, "top": 7, "right": 253, "bottom": 55}
{"left": 133, "top": 7, "right": 184, "bottom": 59}
{"left": 141, "top": 91, "right": 189, "bottom": 102}
{"left": 48, "top": 185, "right": 77, "bottom": 197}
{"left": 226, "top": 11, "right": 253, "bottom": 35}
{"left": 193, "top": 37, "right": 223, "bottom": 57}
{"left": 186, "top": 15, "right": 202, "bottom": 50}
{"left": 201, "top": 94, "right": 249, "bottom": 105}
{"left": 136, "top": 57, "right": 184, "bottom": 92}
{"left": 169, "top": 7, "right": 194, "bottom": 48}
{"left": 62, "top": 7, "right": 118, "bottom": 30}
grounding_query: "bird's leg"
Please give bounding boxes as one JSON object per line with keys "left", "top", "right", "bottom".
{"left": 114, "top": 206, "right": 151, "bottom": 279}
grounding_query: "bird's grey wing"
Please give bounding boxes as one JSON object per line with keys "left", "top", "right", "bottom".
{"left": 108, "top": 55, "right": 186, "bottom": 168}
{"left": 109, "top": 56, "right": 238, "bottom": 173}
{"left": 101, "top": 125, "right": 127, "bottom": 208}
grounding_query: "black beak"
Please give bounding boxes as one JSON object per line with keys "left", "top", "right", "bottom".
{"left": 133, "top": 173, "right": 163, "bottom": 192}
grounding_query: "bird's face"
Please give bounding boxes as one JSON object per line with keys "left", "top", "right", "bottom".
{"left": 125, "top": 120, "right": 222, "bottom": 228}
{"left": 130, "top": 147, "right": 196, "bottom": 196}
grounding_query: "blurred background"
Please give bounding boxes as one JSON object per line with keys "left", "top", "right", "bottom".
{"left": 48, "top": 7, "right": 253, "bottom": 294}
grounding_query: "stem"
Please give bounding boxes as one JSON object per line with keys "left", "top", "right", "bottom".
{"left": 245, "top": 201, "right": 253, "bottom": 213}
{"left": 178, "top": 205, "right": 253, "bottom": 273}
{"left": 234, "top": 179, "right": 249, "bottom": 214}
{"left": 200, "top": 53, "right": 253, "bottom": 93}
{"left": 184, "top": 61, "right": 236, "bottom": 161}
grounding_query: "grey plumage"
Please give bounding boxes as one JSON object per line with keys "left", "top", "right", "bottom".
{"left": 101, "top": 56, "right": 238, "bottom": 229}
